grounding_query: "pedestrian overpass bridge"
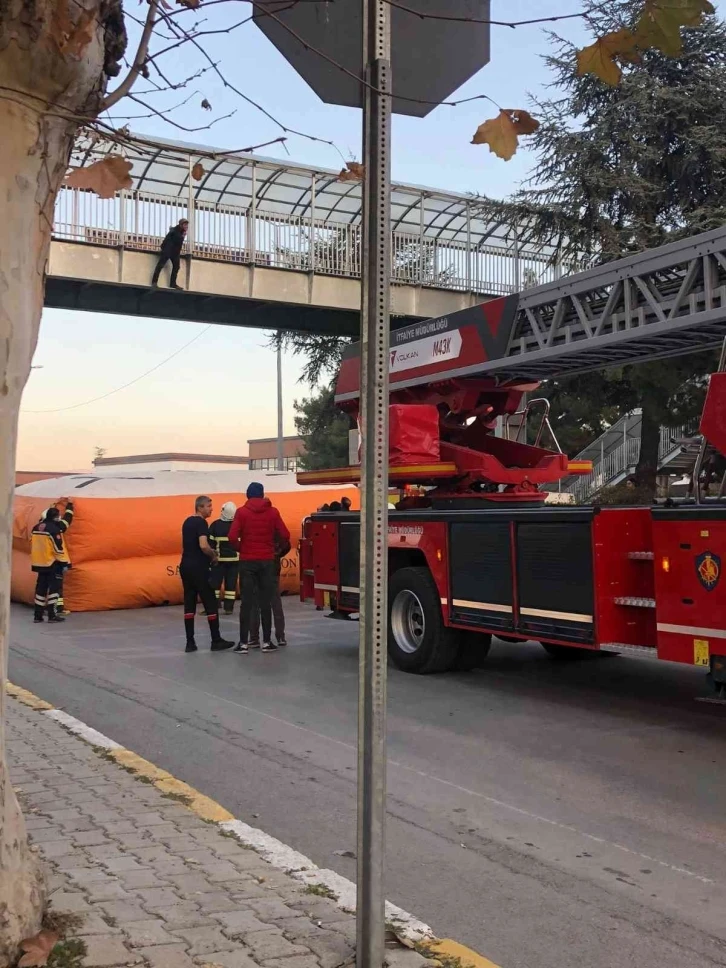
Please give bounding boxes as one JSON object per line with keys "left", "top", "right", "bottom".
{"left": 47, "top": 134, "right": 567, "bottom": 335}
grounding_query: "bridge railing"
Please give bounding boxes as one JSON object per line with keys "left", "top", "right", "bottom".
{"left": 53, "top": 186, "right": 571, "bottom": 296}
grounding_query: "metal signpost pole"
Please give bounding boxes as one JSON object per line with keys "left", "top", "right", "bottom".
{"left": 277, "top": 336, "right": 285, "bottom": 471}
{"left": 357, "top": 0, "right": 391, "bottom": 965}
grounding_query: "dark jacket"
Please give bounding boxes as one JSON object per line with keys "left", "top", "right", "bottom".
{"left": 208, "top": 518, "right": 239, "bottom": 562}
{"left": 272, "top": 533, "right": 292, "bottom": 576}
{"left": 160, "top": 225, "right": 186, "bottom": 258}
{"left": 229, "top": 498, "right": 290, "bottom": 562}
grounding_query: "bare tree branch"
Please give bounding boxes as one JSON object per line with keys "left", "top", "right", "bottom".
{"left": 125, "top": 91, "right": 236, "bottom": 131}
{"left": 382, "top": 1, "right": 587, "bottom": 30}
{"left": 154, "top": 4, "right": 347, "bottom": 159}
{"left": 103, "top": 0, "right": 160, "bottom": 111}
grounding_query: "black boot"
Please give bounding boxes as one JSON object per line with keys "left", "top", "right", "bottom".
{"left": 185, "top": 640, "right": 198, "bottom": 653}
{"left": 34, "top": 608, "right": 44, "bottom": 623}
{"left": 208, "top": 613, "right": 234, "bottom": 651}
{"left": 47, "top": 606, "right": 65, "bottom": 623}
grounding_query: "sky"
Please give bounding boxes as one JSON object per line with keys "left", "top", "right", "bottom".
{"left": 18, "top": 0, "right": 724, "bottom": 471}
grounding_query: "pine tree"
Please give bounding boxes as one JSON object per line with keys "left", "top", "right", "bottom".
{"left": 493, "top": 0, "right": 726, "bottom": 492}
{"left": 294, "top": 385, "right": 352, "bottom": 470}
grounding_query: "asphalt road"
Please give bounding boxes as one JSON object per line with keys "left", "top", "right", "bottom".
{"left": 9, "top": 600, "right": 726, "bottom": 968}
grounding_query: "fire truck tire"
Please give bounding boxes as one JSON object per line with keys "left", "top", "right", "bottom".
{"left": 388, "top": 567, "right": 459, "bottom": 673}
{"left": 541, "top": 643, "right": 597, "bottom": 660}
{"left": 454, "top": 631, "right": 492, "bottom": 670}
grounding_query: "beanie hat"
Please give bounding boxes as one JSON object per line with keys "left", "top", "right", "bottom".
{"left": 246, "top": 482, "right": 264, "bottom": 499}
{"left": 220, "top": 501, "right": 236, "bottom": 522}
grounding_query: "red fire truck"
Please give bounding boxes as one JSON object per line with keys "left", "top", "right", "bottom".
{"left": 297, "top": 236, "right": 726, "bottom": 697}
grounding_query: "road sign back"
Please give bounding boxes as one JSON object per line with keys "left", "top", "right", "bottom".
{"left": 254, "top": 0, "right": 491, "bottom": 117}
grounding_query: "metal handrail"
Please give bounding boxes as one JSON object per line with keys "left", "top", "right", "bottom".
{"left": 504, "top": 397, "right": 563, "bottom": 452}
{"left": 52, "top": 185, "right": 581, "bottom": 296}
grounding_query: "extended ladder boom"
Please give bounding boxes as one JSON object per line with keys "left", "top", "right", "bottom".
{"left": 335, "top": 224, "right": 726, "bottom": 404}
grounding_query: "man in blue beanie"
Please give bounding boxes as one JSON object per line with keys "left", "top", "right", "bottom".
{"left": 229, "top": 483, "right": 290, "bottom": 654}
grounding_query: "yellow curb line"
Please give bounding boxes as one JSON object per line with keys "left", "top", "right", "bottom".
{"left": 430, "top": 939, "right": 501, "bottom": 968}
{"left": 108, "top": 748, "right": 234, "bottom": 823}
{"left": 6, "top": 682, "right": 54, "bottom": 711}
{"left": 6, "top": 682, "right": 501, "bottom": 966}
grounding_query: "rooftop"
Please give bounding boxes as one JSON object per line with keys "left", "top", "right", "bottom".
{"left": 93, "top": 453, "right": 250, "bottom": 466}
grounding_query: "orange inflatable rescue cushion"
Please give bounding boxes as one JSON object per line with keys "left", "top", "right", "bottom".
{"left": 12, "top": 472, "right": 357, "bottom": 613}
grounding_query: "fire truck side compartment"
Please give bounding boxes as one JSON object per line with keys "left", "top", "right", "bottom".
{"left": 652, "top": 505, "right": 726, "bottom": 672}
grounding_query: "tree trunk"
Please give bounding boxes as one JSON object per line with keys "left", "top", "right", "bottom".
{"left": 634, "top": 400, "right": 661, "bottom": 497}
{"left": 0, "top": 1, "right": 115, "bottom": 958}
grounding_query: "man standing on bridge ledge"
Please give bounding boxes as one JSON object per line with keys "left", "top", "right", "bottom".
{"left": 152, "top": 218, "right": 188, "bottom": 290}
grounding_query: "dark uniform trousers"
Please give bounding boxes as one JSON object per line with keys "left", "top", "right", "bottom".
{"left": 210, "top": 561, "right": 239, "bottom": 612}
{"left": 250, "top": 558, "right": 285, "bottom": 642}
{"left": 238, "top": 560, "right": 276, "bottom": 645}
{"left": 181, "top": 563, "right": 218, "bottom": 616}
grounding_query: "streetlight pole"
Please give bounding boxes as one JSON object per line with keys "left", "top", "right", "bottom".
{"left": 357, "top": 0, "right": 391, "bottom": 966}
{"left": 277, "top": 336, "right": 284, "bottom": 472}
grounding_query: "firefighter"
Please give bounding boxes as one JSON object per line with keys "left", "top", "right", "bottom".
{"left": 209, "top": 501, "right": 239, "bottom": 614}
{"left": 31, "top": 499, "right": 74, "bottom": 623}
{"left": 180, "top": 496, "right": 234, "bottom": 653}
{"left": 151, "top": 218, "right": 188, "bottom": 290}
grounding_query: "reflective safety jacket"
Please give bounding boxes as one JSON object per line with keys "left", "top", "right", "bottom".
{"left": 31, "top": 503, "right": 74, "bottom": 572}
{"left": 208, "top": 518, "right": 239, "bottom": 562}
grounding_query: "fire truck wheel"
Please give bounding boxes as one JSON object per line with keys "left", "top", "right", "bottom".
{"left": 388, "top": 567, "right": 459, "bottom": 673}
{"left": 454, "top": 631, "right": 492, "bottom": 671}
{"left": 541, "top": 643, "right": 597, "bottom": 660}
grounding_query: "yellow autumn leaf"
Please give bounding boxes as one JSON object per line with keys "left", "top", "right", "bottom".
{"left": 471, "top": 110, "right": 539, "bottom": 161}
{"left": 18, "top": 929, "right": 60, "bottom": 968}
{"left": 576, "top": 28, "right": 640, "bottom": 86}
{"left": 65, "top": 155, "right": 133, "bottom": 199}
{"left": 507, "top": 109, "right": 540, "bottom": 135}
{"left": 637, "top": 0, "right": 714, "bottom": 56}
{"left": 338, "top": 161, "right": 365, "bottom": 182}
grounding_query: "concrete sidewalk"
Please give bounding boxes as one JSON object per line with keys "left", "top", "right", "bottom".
{"left": 6, "top": 695, "right": 433, "bottom": 968}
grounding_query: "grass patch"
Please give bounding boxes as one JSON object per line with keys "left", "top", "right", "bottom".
{"left": 303, "top": 883, "right": 338, "bottom": 901}
{"left": 160, "top": 791, "right": 194, "bottom": 806}
{"left": 43, "top": 910, "right": 84, "bottom": 938}
{"left": 47, "top": 938, "right": 87, "bottom": 968}
{"left": 36, "top": 912, "right": 88, "bottom": 968}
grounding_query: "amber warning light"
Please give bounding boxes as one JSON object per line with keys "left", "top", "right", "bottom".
{"left": 661, "top": 556, "right": 670, "bottom": 573}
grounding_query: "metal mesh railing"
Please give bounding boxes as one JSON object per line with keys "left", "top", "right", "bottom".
{"left": 568, "top": 422, "right": 694, "bottom": 503}
{"left": 53, "top": 186, "right": 573, "bottom": 295}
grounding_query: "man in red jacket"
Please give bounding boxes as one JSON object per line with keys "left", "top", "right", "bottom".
{"left": 229, "top": 482, "right": 290, "bottom": 654}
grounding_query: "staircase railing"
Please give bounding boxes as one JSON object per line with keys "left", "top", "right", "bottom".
{"left": 567, "top": 421, "right": 694, "bottom": 503}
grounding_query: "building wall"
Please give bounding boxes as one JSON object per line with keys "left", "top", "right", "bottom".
{"left": 248, "top": 437, "right": 304, "bottom": 460}
{"left": 248, "top": 436, "right": 305, "bottom": 472}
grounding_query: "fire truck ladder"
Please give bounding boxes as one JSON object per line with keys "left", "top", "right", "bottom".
{"left": 470, "top": 225, "right": 726, "bottom": 382}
